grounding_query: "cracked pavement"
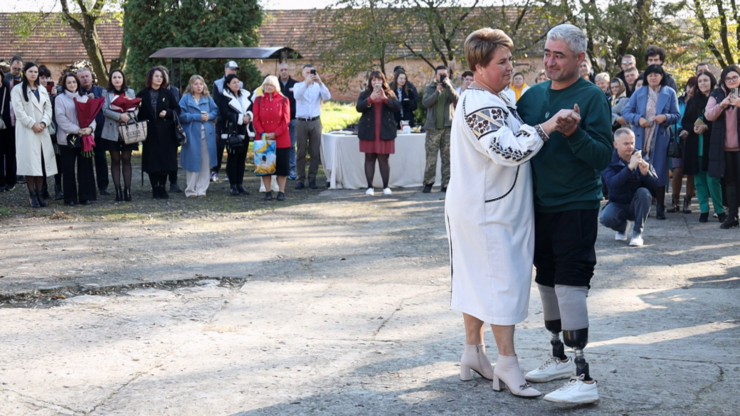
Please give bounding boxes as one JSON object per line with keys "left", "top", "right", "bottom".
{"left": 1, "top": 189, "right": 739, "bottom": 415}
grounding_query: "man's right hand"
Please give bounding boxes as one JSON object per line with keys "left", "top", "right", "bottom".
{"left": 436, "top": 83, "right": 444, "bottom": 93}
{"left": 629, "top": 152, "right": 642, "bottom": 170}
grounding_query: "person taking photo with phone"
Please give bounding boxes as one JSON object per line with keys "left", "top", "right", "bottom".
{"left": 705, "top": 65, "right": 740, "bottom": 228}
{"left": 293, "top": 64, "right": 331, "bottom": 190}
{"left": 422, "top": 65, "right": 459, "bottom": 193}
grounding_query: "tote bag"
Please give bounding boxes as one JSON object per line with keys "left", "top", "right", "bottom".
{"left": 253, "top": 139, "right": 277, "bottom": 176}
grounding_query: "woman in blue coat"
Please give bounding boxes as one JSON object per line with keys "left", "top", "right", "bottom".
{"left": 622, "top": 64, "right": 681, "bottom": 219}
{"left": 178, "top": 75, "right": 218, "bottom": 198}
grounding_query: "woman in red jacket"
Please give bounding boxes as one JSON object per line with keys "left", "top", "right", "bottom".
{"left": 253, "top": 75, "right": 291, "bottom": 201}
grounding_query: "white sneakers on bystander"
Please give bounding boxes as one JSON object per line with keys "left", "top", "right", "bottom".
{"left": 629, "top": 233, "right": 644, "bottom": 247}
{"left": 383, "top": 188, "right": 392, "bottom": 195}
{"left": 365, "top": 188, "right": 374, "bottom": 196}
{"left": 615, "top": 220, "right": 631, "bottom": 241}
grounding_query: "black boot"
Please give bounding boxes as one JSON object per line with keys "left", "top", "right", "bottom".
{"left": 42, "top": 183, "right": 50, "bottom": 199}
{"left": 54, "top": 183, "right": 64, "bottom": 200}
{"left": 159, "top": 186, "right": 169, "bottom": 199}
{"left": 666, "top": 196, "right": 680, "bottom": 213}
{"left": 115, "top": 186, "right": 123, "bottom": 202}
{"left": 29, "top": 190, "right": 40, "bottom": 208}
{"left": 656, "top": 189, "right": 666, "bottom": 220}
{"left": 656, "top": 203, "right": 666, "bottom": 220}
{"left": 682, "top": 196, "right": 692, "bottom": 213}
{"left": 152, "top": 186, "right": 160, "bottom": 199}
{"left": 124, "top": 187, "right": 132, "bottom": 202}
{"left": 36, "top": 190, "right": 48, "bottom": 207}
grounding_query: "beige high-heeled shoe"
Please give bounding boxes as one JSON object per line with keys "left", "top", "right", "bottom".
{"left": 492, "top": 354, "right": 541, "bottom": 398}
{"left": 460, "top": 344, "right": 494, "bottom": 381}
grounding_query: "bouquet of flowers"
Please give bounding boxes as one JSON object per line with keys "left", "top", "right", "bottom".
{"left": 74, "top": 96, "right": 105, "bottom": 158}
{"left": 110, "top": 95, "right": 141, "bottom": 113}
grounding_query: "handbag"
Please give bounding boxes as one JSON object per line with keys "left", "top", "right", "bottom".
{"left": 119, "top": 116, "right": 148, "bottom": 144}
{"left": 222, "top": 121, "right": 245, "bottom": 150}
{"left": 0, "top": 87, "right": 6, "bottom": 130}
{"left": 253, "top": 138, "right": 277, "bottom": 176}
{"left": 173, "top": 112, "right": 187, "bottom": 146}
{"left": 66, "top": 134, "right": 82, "bottom": 149}
{"left": 667, "top": 126, "right": 682, "bottom": 158}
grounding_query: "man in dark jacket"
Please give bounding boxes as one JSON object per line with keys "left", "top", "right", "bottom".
{"left": 644, "top": 45, "right": 677, "bottom": 93}
{"left": 78, "top": 68, "right": 110, "bottom": 195}
{"left": 278, "top": 63, "right": 298, "bottom": 179}
{"left": 600, "top": 128, "right": 659, "bottom": 247}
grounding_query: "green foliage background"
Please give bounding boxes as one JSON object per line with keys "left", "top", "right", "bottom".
{"left": 123, "top": 0, "right": 263, "bottom": 92}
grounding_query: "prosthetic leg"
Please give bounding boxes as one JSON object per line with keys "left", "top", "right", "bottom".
{"left": 525, "top": 285, "right": 576, "bottom": 383}
{"left": 543, "top": 285, "right": 599, "bottom": 404}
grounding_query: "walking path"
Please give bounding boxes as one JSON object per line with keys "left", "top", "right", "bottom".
{"left": 1, "top": 189, "right": 738, "bottom": 415}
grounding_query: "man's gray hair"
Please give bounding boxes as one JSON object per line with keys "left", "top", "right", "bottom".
{"left": 77, "top": 68, "right": 92, "bottom": 74}
{"left": 547, "top": 24, "right": 587, "bottom": 56}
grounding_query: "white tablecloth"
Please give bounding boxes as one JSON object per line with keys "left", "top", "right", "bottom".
{"left": 321, "top": 132, "right": 441, "bottom": 189}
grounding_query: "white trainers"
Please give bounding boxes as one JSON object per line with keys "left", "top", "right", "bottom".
{"left": 524, "top": 355, "right": 575, "bottom": 383}
{"left": 383, "top": 188, "right": 392, "bottom": 195}
{"left": 543, "top": 374, "right": 599, "bottom": 404}
{"left": 629, "top": 233, "right": 644, "bottom": 247}
{"left": 615, "top": 220, "right": 631, "bottom": 241}
{"left": 365, "top": 188, "right": 374, "bottom": 196}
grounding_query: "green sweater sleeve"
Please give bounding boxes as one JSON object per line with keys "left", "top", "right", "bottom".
{"left": 566, "top": 96, "right": 613, "bottom": 171}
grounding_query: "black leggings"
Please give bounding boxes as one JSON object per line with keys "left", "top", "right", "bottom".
{"left": 110, "top": 150, "right": 133, "bottom": 188}
{"left": 725, "top": 151, "right": 740, "bottom": 218}
{"left": 364, "top": 153, "right": 390, "bottom": 189}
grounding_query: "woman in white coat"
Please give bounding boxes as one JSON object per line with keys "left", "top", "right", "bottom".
{"left": 10, "top": 62, "right": 57, "bottom": 208}
{"left": 446, "top": 28, "right": 569, "bottom": 398}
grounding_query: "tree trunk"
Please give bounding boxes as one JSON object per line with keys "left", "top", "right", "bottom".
{"left": 60, "top": 0, "right": 110, "bottom": 85}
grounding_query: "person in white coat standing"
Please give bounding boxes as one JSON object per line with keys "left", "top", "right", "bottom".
{"left": 445, "top": 28, "right": 574, "bottom": 398}
{"left": 11, "top": 62, "right": 57, "bottom": 208}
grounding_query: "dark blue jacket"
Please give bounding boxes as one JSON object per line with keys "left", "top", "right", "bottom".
{"left": 80, "top": 84, "right": 105, "bottom": 137}
{"left": 602, "top": 149, "right": 659, "bottom": 205}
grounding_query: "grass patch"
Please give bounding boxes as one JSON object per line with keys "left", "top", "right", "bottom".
{"left": 321, "top": 101, "right": 360, "bottom": 132}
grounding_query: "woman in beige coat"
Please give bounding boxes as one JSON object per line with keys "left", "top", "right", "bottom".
{"left": 11, "top": 62, "right": 57, "bottom": 208}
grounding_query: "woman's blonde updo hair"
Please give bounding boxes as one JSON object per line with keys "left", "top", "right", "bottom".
{"left": 465, "top": 28, "right": 514, "bottom": 71}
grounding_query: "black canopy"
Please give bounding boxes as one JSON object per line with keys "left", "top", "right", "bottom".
{"left": 149, "top": 47, "right": 302, "bottom": 60}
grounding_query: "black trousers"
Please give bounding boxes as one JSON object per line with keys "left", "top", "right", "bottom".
{"left": 724, "top": 151, "right": 740, "bottom": 218}
{"left": 148, "top": 172, "right": 169, "bottom": 188}
{"left": 212, "top": 123, "right": 226, "bottom": 174}
{"left": 0, "top": 127, "right": 16, "bottom": 188}
{"left": 93, "top": 135, "right": 109, "bottom": 191}
{"left": 61, "top": 144, "right": 97, "bottom": 204}
{"left": 534, "top": 208, "right": 599, "bottom": 288}
{"left": 226, "top": 146, "right": 247, "bottom": 186}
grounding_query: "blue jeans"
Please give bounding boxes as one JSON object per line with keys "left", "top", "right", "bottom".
{"left": 289, "top": 119, "right": 296, "bottom": 174}
{"left": 600, "top": 187, "right": 652, "bottom": 235}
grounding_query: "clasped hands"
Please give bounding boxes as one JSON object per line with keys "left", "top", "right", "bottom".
{"left": 541, "top": 104, "right": 581, "bottom": 137}
{"left": 263, "top": 132, "right": 276, "bottom": 140}
{"left": 638, "top": 114, "right": 667, "bottom": 128}
{"left": 629, "top": 151, "right": 650, "bottom": 175}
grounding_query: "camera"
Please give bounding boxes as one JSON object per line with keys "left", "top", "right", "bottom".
{"left": 310, "top": 69, "right": 317, "bottom": 75}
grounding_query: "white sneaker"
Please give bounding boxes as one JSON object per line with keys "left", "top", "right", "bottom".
{"left": 629, "top": 233, "right": 644, "bottom": 247}
{"left": 543, "top": 374, "right": 599, "bottom": 404}
{"left": 365, "top": 188, "right": 374, "bottom": 196}
{"left": 383, "top": 188, "right": 392, "bottom": 195}
{"left": 524, "top": 355, "right": 575, "bottom": 383}
{"left": 615, "top": 220, "right": 631, "bottom": 241}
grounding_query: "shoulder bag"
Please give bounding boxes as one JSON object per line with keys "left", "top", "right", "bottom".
{"left": 0, "top": 87, "right": 6, "bottom": 130}
{"left": 119, "top": 116, "right": 148, "bottom": 144}
{"left": 173, "top": 111, "right": 187, "bottom": 146}
{"left": 222, "top": 121, "right": 245, "bottom": 150}
{"left": 666, "top": 124, "right": 682, "bottom": 158}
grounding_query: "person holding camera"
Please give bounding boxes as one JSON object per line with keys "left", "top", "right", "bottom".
{"left": 422, "top": 65, "right": 459, "bottom": 193}
{"left": 218, "top": 73, "right": 253, "bottom": 196}
{"left": 705, "top": 65, "right": 740, "bottom": 228}
{"left": 356, "top": 71, "right": 401, "bottom": 196}
{"left": 600, "top": 128, "right": 659, "bottom": 247}
{"left": 293, "top": 64, "right": 331, "bottom": 190}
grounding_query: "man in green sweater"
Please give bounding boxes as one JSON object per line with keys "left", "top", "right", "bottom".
{"left": 516, "top": 24, "right": 612, "bottom": 405}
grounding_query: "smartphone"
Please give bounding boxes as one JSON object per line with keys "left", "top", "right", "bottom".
{"left": 439, "top": 74, "right": 447, "bottom": 84}
{"left": 633, "top": 149, "right": 642, "bottom": 156}
{"left": 374, "top": 83, "right": 381, "bottom": 91}
{"left": 732, "top": 87, "right": 738, "bottom": 97}
{"left": 45, "top": 82, "right": 55, "bottom": 93}
{"left": 310, "top": 69, "right": 317, "bottom": 75}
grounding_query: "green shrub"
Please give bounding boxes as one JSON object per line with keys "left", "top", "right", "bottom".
{"left": 321, "top": 101, "right": 361, "bottom": 131}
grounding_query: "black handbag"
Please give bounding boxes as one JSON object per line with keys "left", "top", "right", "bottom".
{"left": 667, "top": 127, "right": 682, "bottom": 158}
{"left": 222, "top": 121, "right": 245, "bottom": 150}
{"left": 173, "top": 112, "right": 187, "bottom": 146}
{"left": 66, "top": 134, "right": 82, "bottom": 149}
